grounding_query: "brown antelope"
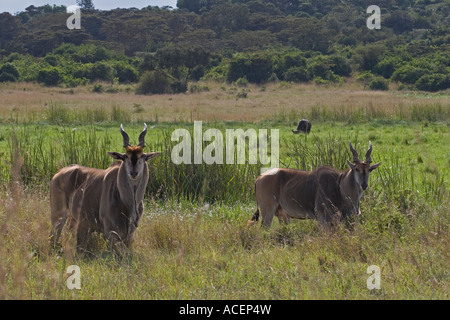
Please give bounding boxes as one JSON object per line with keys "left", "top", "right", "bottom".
{"left": 50, "top": 124, "right": 160, "bottom": 253}
{"left": 248, "top": 141, "right": 380, "bottom": 230}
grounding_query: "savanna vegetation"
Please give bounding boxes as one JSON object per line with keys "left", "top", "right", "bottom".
{"left": 0, "top": 81, "right": 448, "bottom": 300}
{"left": 0, "top": 0, "right": 448, "bottom": 302}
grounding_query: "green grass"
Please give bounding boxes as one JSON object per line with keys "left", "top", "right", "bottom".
{"left": 0, "top": 103, "right": 449, "bottom": 300}
{"left": 1, "top": 191, "right": 448, "bottom": 299}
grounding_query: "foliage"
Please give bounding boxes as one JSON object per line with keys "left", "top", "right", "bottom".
{"left": 0, "top": 62, "right": 20, "bottom": 82}
{"left": 0, "top": 1, "right": 449, "bottom": 91}
{"left": 369, "top": 77, "right": 389, "bottom": 91}
{"left": 135, "top": 70, "right": 174, "bottom": 95}
{"left": 76, "top": 0, "right": 95, "bottom": 10}
{"left": 415, "top": 74, "right": 450, "bottom": 92}
{"left": 37, "top": 67, "right": 61, "bottom": 86}
{"left": 227, "top": 53, "right": 274, "bottom": 84}
{"left": 0, "top": 86, "right": 448, "bottom": 299}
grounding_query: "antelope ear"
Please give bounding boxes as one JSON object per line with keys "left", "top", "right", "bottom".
{"left": 144, "top": 152, "right": 161, "bottom": 161}
{"left": 108, "top": 152, "right": 126, "bottom": 161}
{"left": 369, "top": 162, "right": 381, "bottom": 172}
{"left": 347, "top": 160, "right": 356, "bottom": 170}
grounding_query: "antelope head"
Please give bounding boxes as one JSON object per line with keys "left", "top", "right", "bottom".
{"left": 347, "top": 141, "right": 381, "bottom": 191}
{"left": 108, "top": 123, "right": 160, "bottom": 180}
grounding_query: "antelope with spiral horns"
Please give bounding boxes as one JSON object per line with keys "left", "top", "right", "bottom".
{"left": 248, "top": 141, "right": 380, "bottom": 230}
{"left": 50, "top": 124, "right": 160, "bottom": 254}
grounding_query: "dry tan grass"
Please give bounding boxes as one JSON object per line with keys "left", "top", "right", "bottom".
{"left": 0, "top": 83, "right": 448, "bottom": 299}
{"left": 1, "top": 81, "right": 448, "bottom": 123}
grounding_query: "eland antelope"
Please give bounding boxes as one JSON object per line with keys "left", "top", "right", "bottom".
{"left": 248, "top": 141, "right": 380, "bottom": 230}
{"left": 50, "top": 124, "right": 160, "bottom": 253}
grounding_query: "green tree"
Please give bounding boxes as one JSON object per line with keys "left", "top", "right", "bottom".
{"left": 136, "top": 70, "right": 173, "bottom": 95}
{"left": 415, "top": 74, "right": 450, "bottom": 92}
{"left": 227, "top": 54, "right": 273, "bottom": 84}
{"left": 76, "top": 0, "right": 95, "bottom": 10}
{"left": 37, "top": 67, "right": 61, "bottom": 86}
{"left": 283, "top": 66, "right": 311, "bottom": 82}
{"left": 392, "top": 65, "right": 429, "bottom": 84}
{"left": 369, "top": 77, "right": 389, "bottom": 91}
{"left": 0, "top": 63, "right": 20, "bottom": 82}
{"left": 155, "top": 45, "right": 211, "bottom": 83}
{"left": 90, "top": 61, "right": 114, "bottom": 82}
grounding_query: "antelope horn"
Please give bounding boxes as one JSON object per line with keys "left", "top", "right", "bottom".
{"left": 120, "top": 124, "right": 130, "bottom": 148}
{"left": 365, "top": 141, "right": 373, "bottom": 164}
{"left": 138, "top": 123, "right": 148, "bottom": 148}
{"left": 349, "top": 141, "right": 360, "bottom": 163}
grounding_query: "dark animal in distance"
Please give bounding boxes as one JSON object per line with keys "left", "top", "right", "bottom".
{"left": 292, "top": 119, "right": 311, "bottom": 134}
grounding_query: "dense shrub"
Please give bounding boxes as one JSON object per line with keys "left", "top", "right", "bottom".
{"left": 373, "top": 57, "right": 398, "bottom": 79}
{"left": 352, "top": 44, "right": 387, "bottom": 71}
{"left": 283, "top": 53, "right": 307, "bottom": 70}
{"left": 369, "top": 77, "right": 389, "bottom": 91}
{"left": 0, "top": 63, "right": 20, "bottom": 82}
{"left": 283, "top": 66, "right": 312, "bottom": 82}
{"left": 227, "top": 54, "right": 273, "bottom": 84}
{"left": 113, "top": 61, "right": 138, "bottom": 83}
{"left": 136, "top": 70, "right": 172, "bottom": 94}
{"left": 234, "top": 77, "right": 249, "bottom": 87}
{"left": 90, "top": 61, "right": 114, "bottom": 82}
{"left": 170, "top": 80, "right": 188, "bottom": 93}
{"left": 0, "top": 72, "right": 17, "bottom": 82}
{"left": 415, "top": 74, "right": 450, "bottom": 92}
{"left": 44, "top": 55, "right": 58, "bottom": 66}
{"left": 392, "top": 65, "right": 429, "bottom": 84}
{"left": 329, "top": 55, "right": 351, "bottom": 77}
{"left": 37, "top": 67, "right": 61, "bottom": 86}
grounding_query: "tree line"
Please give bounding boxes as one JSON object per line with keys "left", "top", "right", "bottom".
{"left": 0, "top": 0, "right": 449, "bottom": 92}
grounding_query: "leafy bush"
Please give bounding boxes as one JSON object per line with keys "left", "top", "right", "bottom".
{"left": 369, "top": 77, "right": 389, "bottom": 91}
{"left": 282, "top": 52, "right": 307, "bottom": 70}
{"left": 136, "top": 70, "right": 172, "bottom": 95}
{"left": 227, "top": 54, "right": 273, "bottom": 84}
{"left": 92, "top": 84, "right": 103, "bottom": 93}
{"left": 0, "top": 72, "right": 17, "bottom": 82}
{"left": 170, "top": 80, "right": 187, "bottom": 93}
{"left": 113, "top": 61, "right": 138, "bottom": 83}
{"left": 352, "top": 44, "right": 387, "bottom": 71}
{"left": 235, "top": 77, "right": 249, "bottom": 87}
{"left": 44, "top": 55, "right": 58, "bottom": 66}
{"left": 356, "top": 71, "right": 374, "bottom": 88}
{"left": 189, "top": 84, "right": 210, "bottom": 93}
{"left": 283, "top": 66, "right": 311, "bottom": 82}
{"left": 373, "top": 57, "right": 398, "bottom": 79}
{"left": 37, "top": 67, "right": 61, "bottom": 86}
{"left": 0, "top": 63, "right": 20, "bottom": 82}
{"left": 90, "top": 61, "right": 114, "bottom": 82}
{"left": 329, "top": 55, "right": 351, "bottom": 77}
{"left": 1, "top": 63, "right": 20, "bottom": 78}
{"left": 415, "top": 74, "right": 450, "bottom": 92}
{"left": 61, "top": 75, "right": 89, "bottom": 87}
{"left": 392, "top": 65, "right": 429, "bottom": 84}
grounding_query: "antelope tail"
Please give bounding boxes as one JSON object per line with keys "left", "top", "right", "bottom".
{"left": 247, "top": 208, "right": 260, "bottom": 227}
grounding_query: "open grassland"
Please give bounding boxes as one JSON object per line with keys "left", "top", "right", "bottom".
{"left": 1, "top": 81, "right": 449, "bottom": 123}
{"left": 0, "top": 82, "right": 449, "bottom": 299}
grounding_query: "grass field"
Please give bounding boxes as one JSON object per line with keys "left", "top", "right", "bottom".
{"left": 0, "top": 81, "right": 449, "bottom": 300}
